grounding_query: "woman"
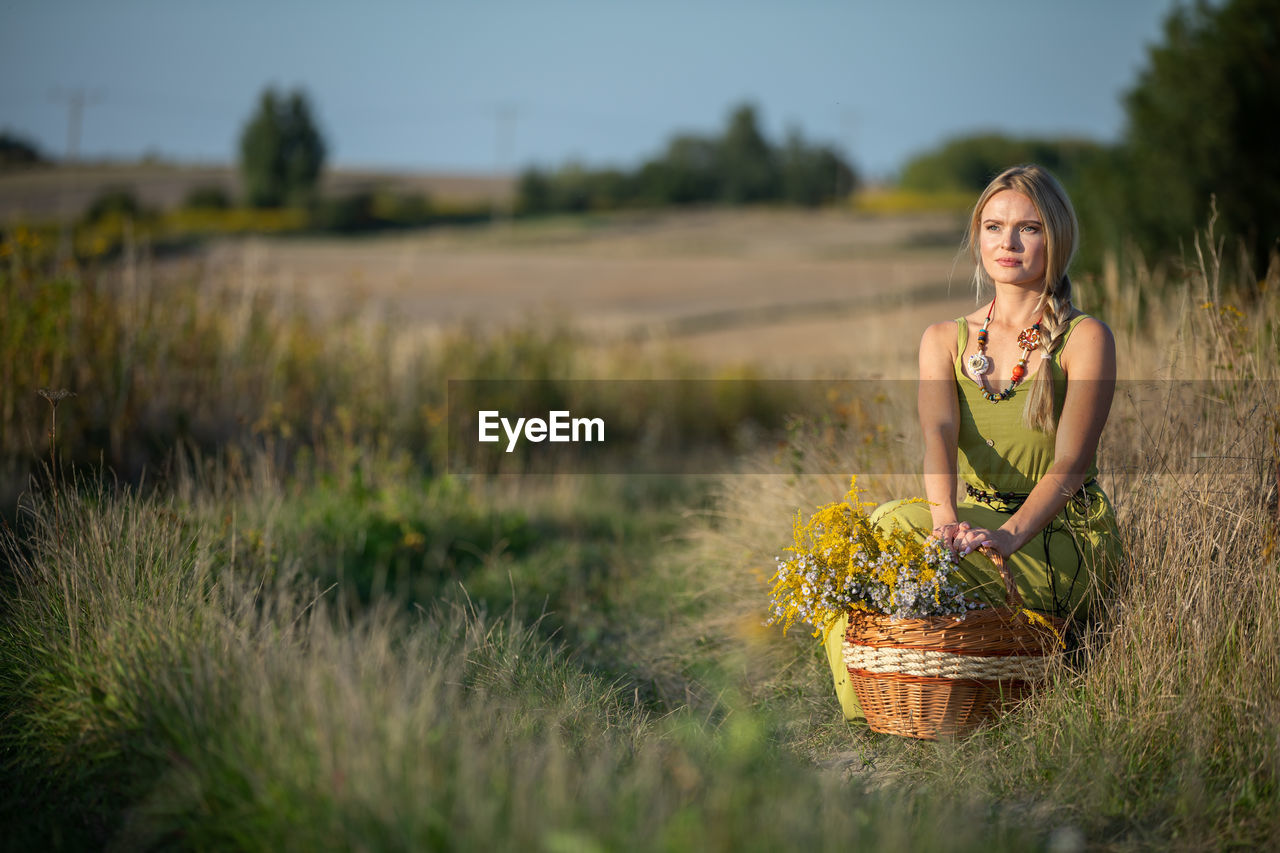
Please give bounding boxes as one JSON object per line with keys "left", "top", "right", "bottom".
{"left": 824, "top": 164, "right": 1122, "bottom": 723}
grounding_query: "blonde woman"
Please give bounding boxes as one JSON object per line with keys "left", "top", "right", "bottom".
{"left": 824, "top": 164, "right": 1122, "bottom": 723}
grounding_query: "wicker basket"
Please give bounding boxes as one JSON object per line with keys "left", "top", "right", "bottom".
{"left": 843, "top": 548, "right": 1066, "bottom": 740}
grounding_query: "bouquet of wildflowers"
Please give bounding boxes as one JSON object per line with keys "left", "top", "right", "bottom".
{"left": 767, "top": 477, "right": 981, "bottom": 638}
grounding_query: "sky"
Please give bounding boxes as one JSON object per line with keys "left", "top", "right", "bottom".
{"left": 1, "top": 0, "right": 1185, "bottom": 180}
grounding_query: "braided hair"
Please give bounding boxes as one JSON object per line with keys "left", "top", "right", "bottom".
{"left": 963, "top": 164, "right": 1079, "bottom": 433}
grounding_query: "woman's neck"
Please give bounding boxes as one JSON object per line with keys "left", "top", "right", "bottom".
{"left": 989, "top": 284, "right": 1045, "bottom": 328}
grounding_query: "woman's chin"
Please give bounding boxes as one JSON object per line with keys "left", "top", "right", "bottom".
{"left": 985, "top": 269, "right": 1043, "bottom": 288}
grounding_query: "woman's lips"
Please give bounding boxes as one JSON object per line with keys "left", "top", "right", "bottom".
{"left": 997, "top": 258, "right": 1021, "bottom": 266}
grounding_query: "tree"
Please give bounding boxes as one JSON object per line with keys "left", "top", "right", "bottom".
{"left": 640, "top": 134, "right": 721, "bottom": 205}
{"left": 512, "top": 102, "right": 858, "bottom": 214}
{"left": 281, "top": 91, "right": 325, "bottom": 206}
{"left": 238, "top": 87, "right": 327, "bottom": 208}
{"left": 0, "top": 130, "right": 45, "bottom": 169}
{"left": 239, "top": 90, "right": 285, "bottom": 207}
{"left": 1118, "top": 0, "right": 1280, "bottom": 273}
{"left": 517, "top": 167, "right": 555, "bottom": 215}
{"left": 780, "top": 129, "right": 857, "bottom": 207}
{"left": 718, "top": 105, "right": 779, "bottom": 204}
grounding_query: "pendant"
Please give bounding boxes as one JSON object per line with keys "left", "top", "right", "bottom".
{"left": 966, "top": 352, "right": 991, "bottom": 376}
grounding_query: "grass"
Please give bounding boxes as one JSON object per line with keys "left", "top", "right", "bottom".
{"left": 0, "top": 473, "right": 1049, "bottom": 851}
{"left": 1, "top": 211, "right": 1278, "bottom": 849}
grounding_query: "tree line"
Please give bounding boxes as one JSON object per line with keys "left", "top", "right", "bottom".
{"left": 517, "top": 104, "right": 857, "bottom": 214}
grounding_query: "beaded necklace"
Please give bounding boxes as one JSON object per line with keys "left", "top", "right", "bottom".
{"left": 965, "top": 298, "right": 1043, "bottom": 402}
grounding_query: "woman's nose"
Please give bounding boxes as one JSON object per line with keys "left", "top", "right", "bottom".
{"left": 1001, "top": 230, "right": 1020, "bottom": 250}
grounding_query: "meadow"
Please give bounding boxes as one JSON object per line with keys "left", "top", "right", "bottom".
{"left": 1, "top": 208, "right": 1277, "bottom": 850}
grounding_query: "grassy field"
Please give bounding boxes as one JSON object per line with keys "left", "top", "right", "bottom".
{"left": 1, "top": 209, "right": 1277, "bottom": 850}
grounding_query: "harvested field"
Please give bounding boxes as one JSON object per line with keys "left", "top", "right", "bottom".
{"left": 189, "top": 207, "right": 974, "bottom": 376}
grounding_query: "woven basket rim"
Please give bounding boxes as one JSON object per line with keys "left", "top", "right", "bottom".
{"left": 846, "top": 605, "right": 1067, "bottom": 630}
{"left": 844, "top": 641, "right": 1057, "bottom": 657}
{"left": 847, "top": 667, "right": 1037, "bottom": 689}
{"left": 846, "top": 604, "right": 1065, "bottom": 652}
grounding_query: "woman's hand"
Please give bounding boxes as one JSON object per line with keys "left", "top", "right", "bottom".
{"left": 952, "top": 526, "right": 1017, "bottom": 559}
{"left": 930, "top": 521, "right": 971, "bottom": 556}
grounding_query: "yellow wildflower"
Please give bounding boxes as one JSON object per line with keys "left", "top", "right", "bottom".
{"left": 766, "top": 476, "right": 980, "bottom": 639}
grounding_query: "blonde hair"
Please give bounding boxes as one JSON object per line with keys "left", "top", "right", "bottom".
{"left": 963, "top": 164, "right": 1078, "bottom": 433}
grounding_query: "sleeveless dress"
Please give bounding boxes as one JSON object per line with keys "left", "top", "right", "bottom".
{"left": 823, "top": 314, "right": 1122, "bottom": 722}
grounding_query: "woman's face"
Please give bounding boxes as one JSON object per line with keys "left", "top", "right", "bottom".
{"left": 978, "top": 189, "right": 1047, "bottom": 288}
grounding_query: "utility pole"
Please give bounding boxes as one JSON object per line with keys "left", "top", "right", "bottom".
{"left": 50, "top": 87, "right": 105, "bottom": 265}
{"left": 839, "top": 108, "right": 858, "bottom": 201}
{"left": 54, "top": 88, "right": 105, "bottom": 163}
{"left": 492, "top": 102, "right": 518, "bottom": 225}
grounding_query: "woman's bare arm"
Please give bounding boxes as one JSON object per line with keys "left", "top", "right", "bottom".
{"left": 918, "top": 321, "right": 962, "bottom": 532}
{"left": 956, "top": 317, "right": 1117, "bottom": 556}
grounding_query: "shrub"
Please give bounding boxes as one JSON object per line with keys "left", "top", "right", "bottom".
{"left": 82, "top": 185, "right": 147, "bottom": 224}
{"left": 0, "top": 130, "right": 46, "bottom": 169}
{"left": 183, "top": 184, "right": 233, "bottom": 210}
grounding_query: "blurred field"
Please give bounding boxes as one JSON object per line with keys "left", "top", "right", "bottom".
{"left": 0, "top": 162, "right": 514, "bottom": 223}
{"left": 188, "top": 207, "right": 974, "bottom": 376}
{"left": 2, "top": 165, "right": 977, "bottom": 376}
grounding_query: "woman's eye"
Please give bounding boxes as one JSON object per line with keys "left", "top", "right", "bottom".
{"left": 1021, "top": 225, "right": 1040, "bottom": 233}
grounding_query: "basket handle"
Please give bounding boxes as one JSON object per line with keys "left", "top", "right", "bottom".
{"left": 980, "top": 546, "right": 1024, "bottom": 608}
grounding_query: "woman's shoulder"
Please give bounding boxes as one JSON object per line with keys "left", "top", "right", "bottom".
{"left": 920, "top": 318, "right": 960, "bottom": 353}
{"left": 918, "top": 319, "right": 962, "bottom": 377}
{"left": 1061, "top": 312, "right": 1114, "bottom": 345}
{"left": 1059, "top": 312, "right": 1116, "bottom": 375}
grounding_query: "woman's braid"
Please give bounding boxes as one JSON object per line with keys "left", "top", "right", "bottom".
{"left": 1024, "top": 274, "right": 1074, "bottom": 432}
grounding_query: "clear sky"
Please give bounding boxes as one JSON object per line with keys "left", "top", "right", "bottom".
{"left": 1, "top": 0, "right": 1183, "bottom": 180}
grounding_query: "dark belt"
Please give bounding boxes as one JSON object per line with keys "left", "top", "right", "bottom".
{"left": 965, "top": 479, "right": 1097, "bottom": 512}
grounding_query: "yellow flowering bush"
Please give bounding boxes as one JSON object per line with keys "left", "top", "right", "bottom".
{"left": 767, "top": 477, "right": 980, "bottom": 637}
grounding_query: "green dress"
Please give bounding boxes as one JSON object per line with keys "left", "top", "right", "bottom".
{"left": 823, "top": 315, "right": 1122, "bottom": 722}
